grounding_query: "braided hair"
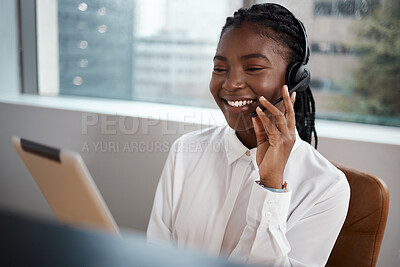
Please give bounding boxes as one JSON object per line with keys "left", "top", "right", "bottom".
{"left": 220, "top": 3, "right": 318, "bottom": 148}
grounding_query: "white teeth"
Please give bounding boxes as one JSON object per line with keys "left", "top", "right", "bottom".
{"left": 227, "top": 100, "right": 254, "bottom": 107}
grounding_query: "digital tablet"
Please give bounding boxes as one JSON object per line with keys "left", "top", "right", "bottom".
{"left": 12, "top": 136, "right": 120, "bottom": 235}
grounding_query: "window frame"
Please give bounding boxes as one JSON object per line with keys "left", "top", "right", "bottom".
{"left": 18, "top": 0, "right": 38, "bottom": 94}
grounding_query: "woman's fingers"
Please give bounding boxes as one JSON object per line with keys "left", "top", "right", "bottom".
{"left": 254, "top": 84, "right": 297, "bottom": 141}
{"left": 282, "top": 85, "right": 296, "bottom": 133}
{"left": 259, "top": 95, "right": 288, "bottom": 134}
{"left": 251, "top": 116, "right": 269, "bottom": 146}
{"left": 255, "top": 105, "right": 281, "bottom": 139}
{"left": 291, "top": 91, "right": 296, "bottom": 105}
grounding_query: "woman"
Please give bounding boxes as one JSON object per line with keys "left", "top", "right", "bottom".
{"left": 147, "top": 3, "right": 350, "bottom": 266}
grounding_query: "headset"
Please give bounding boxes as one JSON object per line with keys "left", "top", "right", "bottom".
{"left": 285, "top": 17, "right": 310, "bottom": 97}
{"left": 250, "top": 4, "right": 310, "bottom": 117}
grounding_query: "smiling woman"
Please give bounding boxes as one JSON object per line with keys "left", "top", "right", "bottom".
{"left": 4, "top": 1, "right": 398, "bottom": 266}
{"left": 147, "top": 3, "right": 350, "bottom": 266}
{"left": 210, "top": 4, "right": 316, "bottom": 148}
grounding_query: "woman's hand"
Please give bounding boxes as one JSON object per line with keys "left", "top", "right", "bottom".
{"left": 251, "top": 85, "right": 296, "bottom": 189}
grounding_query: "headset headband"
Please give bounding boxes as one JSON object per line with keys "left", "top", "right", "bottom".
{"left": 296, "top": 19, "right": 308, "bottom": 64}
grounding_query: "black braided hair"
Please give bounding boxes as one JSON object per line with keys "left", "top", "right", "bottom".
{"left": 220, "top": 3, "right": 318, "bottom": 148}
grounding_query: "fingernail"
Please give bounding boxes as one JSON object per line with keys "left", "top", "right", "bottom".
{"left": 260, "top": 96, "right": 266, "bottom": 101}
{"left": 256, "top": 106, "right": 262, "bottom": 111}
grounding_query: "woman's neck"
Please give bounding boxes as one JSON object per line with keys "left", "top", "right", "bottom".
{"left": 235, "top": 129, "right": 257, "bottom": 149}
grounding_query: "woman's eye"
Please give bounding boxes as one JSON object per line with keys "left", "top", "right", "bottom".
{"left": 246, "top": 67, "right": 264, "bottom": 72}
{"left": 213, "top": 67, "right": 227, "bottom": 73}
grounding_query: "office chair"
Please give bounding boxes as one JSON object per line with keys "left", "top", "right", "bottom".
{"left": 326, "top": 163, "right": 389, "bottom": 267}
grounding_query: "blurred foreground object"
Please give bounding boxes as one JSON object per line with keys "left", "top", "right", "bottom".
{"left": 0, "top": 210, "right": 246, "bottom": 267}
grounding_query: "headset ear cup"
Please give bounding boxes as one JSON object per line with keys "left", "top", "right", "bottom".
{"left": 286, "top": 62, "right": 310, "bottom": 92}
{"left": 285, "top": 62, "right": 299, "bottom": 89}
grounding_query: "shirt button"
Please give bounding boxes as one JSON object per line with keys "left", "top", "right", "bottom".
{"left": 266, "top": 211, "right": 273, "bottom": 217}
{"left": 245, "top": 150, "right": 251, "bottom": 156}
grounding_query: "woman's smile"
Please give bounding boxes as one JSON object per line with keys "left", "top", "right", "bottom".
{"left": 220, "top": 95, "right": 258, "bottom": 113}
{"left": 226, "top": 99, "right": 254, "bottom": 108}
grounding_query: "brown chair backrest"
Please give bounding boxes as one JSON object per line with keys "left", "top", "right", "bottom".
{"left": 326, "top": 163, "right": 389, "bottom": 267}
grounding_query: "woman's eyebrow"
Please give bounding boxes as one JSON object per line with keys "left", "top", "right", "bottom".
{"left": 213, "top": 55, "right": 226, "bottom": 61}
{"left": 240, "top": 53, "right": 270, "bottom": 62}
{"left": 213, "top": 53, "right": 270, "bottom": 62}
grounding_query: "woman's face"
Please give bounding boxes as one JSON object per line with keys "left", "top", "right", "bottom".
{"left": 210, "top": 23, "right": 289, "bottom": 133}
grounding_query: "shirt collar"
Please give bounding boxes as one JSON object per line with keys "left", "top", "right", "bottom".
{"left": 223, "top": 126, "right": 255, "bottom": 165}
{"left": 223, "top": 125, "right": 302, "bottom": 166}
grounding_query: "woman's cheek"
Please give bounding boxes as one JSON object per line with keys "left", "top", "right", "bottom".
{"left": 250, "top": 79, "right": 278, "bottom": 100}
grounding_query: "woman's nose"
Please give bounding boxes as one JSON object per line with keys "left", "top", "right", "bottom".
{"left": 222, "top": 70, "right": 245, "bottom": 91}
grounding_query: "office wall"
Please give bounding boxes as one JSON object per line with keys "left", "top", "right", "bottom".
{"left": 1, "top": 0, "right": 399, "bottom": 266}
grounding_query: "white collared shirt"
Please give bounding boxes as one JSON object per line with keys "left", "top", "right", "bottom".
{"left": 147, "top": 125, "right": 350, "bottom": 266}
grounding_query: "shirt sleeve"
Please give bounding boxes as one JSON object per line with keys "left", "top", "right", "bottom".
{"left": 230, "top": 177, "right": 350, "bottom": 267}
{"left": 146, "top": 142, "right": 176, "bottom": 246}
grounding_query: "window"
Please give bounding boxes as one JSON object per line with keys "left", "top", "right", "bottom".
{"left": 314, "top": 1, "right": 333, "bottom": 15}
{"left": 311, "top": 42, "right": 352, "bottom": 54}
{"left": 58, "top": 0, "right": 135, "bottom": 99}
{"left": 314, "top": 0, "right": 380, "bottom": 17}
{"left": 35, "top": 0, "right": 242, "bottom": 108}
{"left": 28, "top": 0, "right": 400, "bottom": 126}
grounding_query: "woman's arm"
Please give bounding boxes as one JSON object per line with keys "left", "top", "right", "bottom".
{"left": 228, "top": 85, "right": 349, "bottom": 266}
{"left": 251, "top": 85, "right": 297, "bottom": 189}
{"left": 146, "top": 143, "right": 177, "bottom": 245}
{"left": 230, "top": 176, "right": 349, "bottom": 266}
